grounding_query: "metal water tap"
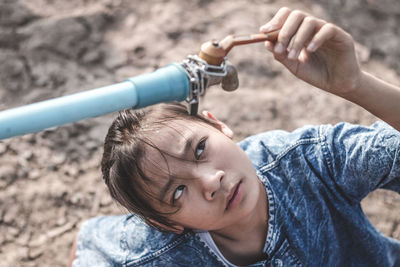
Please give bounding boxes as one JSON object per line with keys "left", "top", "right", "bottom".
{"left": 182, "top": 30, "right": 280, "bottom": 114}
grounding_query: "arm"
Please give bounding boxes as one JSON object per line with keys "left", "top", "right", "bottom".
{"left": 322, "top": 122, "right": 400, "bottom": 202}
{"left": 346, "top": 72, "right": 400, "bottom": 131}
{"left": 259, "top": 7, "right": 400, "bottom": 131}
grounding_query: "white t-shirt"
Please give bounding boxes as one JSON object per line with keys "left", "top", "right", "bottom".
{"left": 196, "top": 231, "right": 239, "bottom": 267}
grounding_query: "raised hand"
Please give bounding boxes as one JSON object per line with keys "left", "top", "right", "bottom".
{"left": 260, "top": 7, "right": 362, "bottom": 97}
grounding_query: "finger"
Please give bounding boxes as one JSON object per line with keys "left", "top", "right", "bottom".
{"left": 259, "top": 7, "right": 291, "bottom": 33}
{"left": 287, "top": 17, "right": 326, "bottom": 60}
{"left": 202, "top": 110, "right": 210, "bottom": 117}
{"left": 275, "top": 10, "right": 308, "bottom": 54}
{"left": 306, "top": 23, "right": 339, "bottom": 52}
{"left": 263, "top": 40, "right": 287, "bottom": 66}
{"left": 271, "top": 45, "right": 289, "bottom": 63}
{"left": 264, "top": 40, "right": 275, "bottom": 52}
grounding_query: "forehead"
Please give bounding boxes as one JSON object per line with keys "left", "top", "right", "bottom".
{"left": 145, "top": 119, "right": 211, "bottom": 156}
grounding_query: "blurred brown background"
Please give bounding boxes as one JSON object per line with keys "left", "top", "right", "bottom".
{"left": 1, "top": 0, "right": 399, "bottom": 266}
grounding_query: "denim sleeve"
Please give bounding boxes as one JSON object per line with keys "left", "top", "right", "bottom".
{"left": 72, "top": 216, "right": 128, "bottom": 267}
{"left": 322, "top": 121, "right": 400, "bottom": 203}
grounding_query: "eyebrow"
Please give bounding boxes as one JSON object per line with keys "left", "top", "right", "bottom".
{"left": 176, "top": 132, "right": 195, "bottom": 158}
{"left": 158, "top": 135, "right": 195, "bottom": 202}
{"left": 159, "top": 176, "right": 176, "bottom": 203}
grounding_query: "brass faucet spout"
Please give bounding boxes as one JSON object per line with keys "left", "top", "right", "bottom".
{"left": 198, "top": 29, "right": 280, "bottom": 65}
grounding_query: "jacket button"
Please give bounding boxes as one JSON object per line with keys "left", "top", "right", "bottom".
{"left": 274, "top": 259, "right": 283, "bottom": 267}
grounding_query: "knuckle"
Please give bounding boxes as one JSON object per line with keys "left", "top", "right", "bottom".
{"left": 303, "top": 16, "right": 314, "bottom": 25}
{"left": 319, "top": 19, "right": 328, "bottom": 24}
{"left": 323, "top": 22, "right": 336, "bottom": 31}
{"left": 279, "top": 6, "right": 292, "bottom": 13}
{"left": 291, "top": 10, "right": 306, "bottom": 18}
{"left": 292, "top": 39, "right": 303, "bottom": 49}
{"left": 278, "top": 33, "right": 290, "bottom": 45}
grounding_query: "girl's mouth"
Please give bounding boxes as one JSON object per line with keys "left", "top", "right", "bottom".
{"left": 225, "top": 181, "right": 242, "bottom": 210}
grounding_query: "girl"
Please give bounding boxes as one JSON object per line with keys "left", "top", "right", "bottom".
{"left": 71, "top": 7, "right": 400, "bottom": 266}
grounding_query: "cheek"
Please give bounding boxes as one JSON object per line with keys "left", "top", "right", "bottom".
{"left": 175, "top": 199, "right": 215, "bottom": 221}
{"left": 220, "top": 144, "right": 249, "bottom": 167}
{"left": 210, "top": 139, "right": 237, "bottom": 161}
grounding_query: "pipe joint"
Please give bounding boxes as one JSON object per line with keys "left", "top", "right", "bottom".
{"left": 180, "top": 55, "right": 238, "bottom": 115}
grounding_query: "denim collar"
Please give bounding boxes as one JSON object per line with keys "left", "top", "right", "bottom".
{"left": 257, "top": 171, "right": 280, "bottom": 257}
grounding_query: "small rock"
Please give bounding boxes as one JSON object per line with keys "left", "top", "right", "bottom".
{"left": 0, "top": 1, "right": 38, "bottom": 26}
{"left": 70, "top": 192, "right": 83, "bottom": 205}
{"left": 81, "top": 49, "right": 103, "bottom": 64}
{"left": 0, "top": 56, "right": 30, "bottom": 92}
{"left": 28, "top": 234, "right": 47, "bottom": 247}
{"left": 47, "top": 221, "right": 76, "bottom": 238}
{"left": 0, "top": 230, "right": 5, "bottom": 246}
{"left": 3, "top": 205, "right": 19, "bottom": 224}
{"left": 0, "top": 165, "right": 18, "bottom": 188}
{"left": 56, "top": 216, "right": 67, "bottom": 227}
{"left": 22, "top": 150, "right": 34, "bottom": 160}
{"left": 65, "top": 166, "right": 79, "bottom": 178}
{"left": 15, "top": 231, "right": 31, "bottom": 246}
{"left": 51, "top": 153, "right": 66, "bottom": 165}
{"left": 28, "top": 169, "right": 41, "bottom": 180}
{"left": 0, "top": 142, "right": 8, "bottom": 155}
{"left": 17, "top": 167, "right": 28, "bottom": 179}
{"left": 124, "top": 14, "right": 138, "bottom": 29}
{"left": 100, "top": 194, "right": 113, "bottom": 207}
{"left": 104, "top": 49, "right": 128, "bottom": 69}
{"left": 84, "top": 139, "right": 99, "bottom": 151}
{"left": 4, "top": 226, "right": 20, "bottom": 242}
{"left": 28, "top": 246, "right": 45, "bottom": 260}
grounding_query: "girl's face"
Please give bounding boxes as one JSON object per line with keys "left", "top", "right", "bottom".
{"left": 141, "top": 118, "right": 263, "bottom": 233}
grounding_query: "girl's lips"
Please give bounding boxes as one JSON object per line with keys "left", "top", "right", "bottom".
{"left": 225, "top": 181, "right": 243, "bottom": 210}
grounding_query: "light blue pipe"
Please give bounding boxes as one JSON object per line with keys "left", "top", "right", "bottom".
{"left": 0, "top": 63, "right": 189, "bottom": 140}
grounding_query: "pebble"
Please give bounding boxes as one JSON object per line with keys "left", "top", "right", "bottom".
{"left": 28, "top": 169, "right": 41, "bottom": 180}
{"left": 0, "top": 165, "right": 17, "bottom": 185}
{"left": 70, "top": 192, "right": 83, "bottom": 205}
{"left": 6, "top": 227, "right": 20, "bottom": 241}
{"left": 51, "top": 153, "right": 66, "bottom": 165}
{"left": 0, "top": 142, "right": 8, "bottom": 155}
{"left": 15, "top": 231, "right": 31, "bottom": 246}
{"left": 28, "top": 246, "right": 45, "bottom": 260}
{"left": 3, "top": 205, "right": 19, "bottom": 224}
{"left": 65, "top": 166, "right": 79, "bottom": 178}
{"left": 100, "top": 193, "right": 113, "bottom": 207}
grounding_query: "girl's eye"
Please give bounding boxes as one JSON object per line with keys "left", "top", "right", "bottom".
{"left": 173, "top": 185, "right": 185, "bottom": 202}
{"left": 195, "top": 139, "right": 206, "bottom": 159}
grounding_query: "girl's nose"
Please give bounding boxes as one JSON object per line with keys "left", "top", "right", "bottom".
{"left": 201, "top": 170, "right": 224, "bottom": 201}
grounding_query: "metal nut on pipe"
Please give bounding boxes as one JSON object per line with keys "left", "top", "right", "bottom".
{"left": 221, "top": 61, "right": 239, "bottom": 91}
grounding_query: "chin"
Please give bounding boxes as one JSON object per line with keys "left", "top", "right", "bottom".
{"left": 242, "top": 180, "right": 261, "bottom": 212}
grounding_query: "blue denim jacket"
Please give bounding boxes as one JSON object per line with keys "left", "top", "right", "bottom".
{"left": 73, "top": 122, "right": 400, "bottom": 266}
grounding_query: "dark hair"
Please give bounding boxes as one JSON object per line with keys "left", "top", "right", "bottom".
{"left": 101, "top": 102, "right": 218, "bottom": 232}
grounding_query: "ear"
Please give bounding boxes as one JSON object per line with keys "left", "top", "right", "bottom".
{"left": 202, "top": 110, "right": 234, "bottom": 139}
{"left": 146, "top": 219, "right": 185, "bottom": 234}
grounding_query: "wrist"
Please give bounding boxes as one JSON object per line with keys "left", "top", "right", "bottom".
{"left": 337, "top": 70, "right": 366, "bottom": 100}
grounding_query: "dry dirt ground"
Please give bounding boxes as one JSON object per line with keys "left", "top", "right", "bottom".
{"left": 1, "top": 0, "right": 400, "bottom": 266}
